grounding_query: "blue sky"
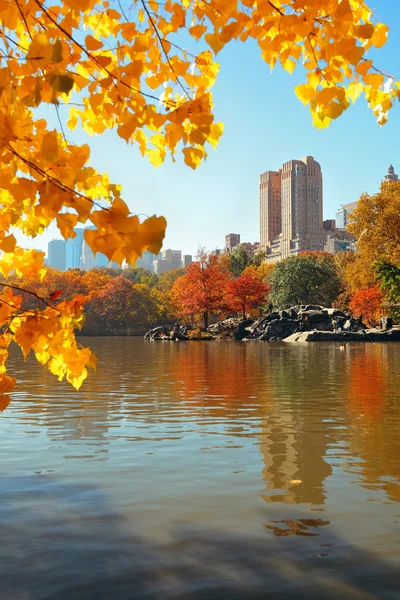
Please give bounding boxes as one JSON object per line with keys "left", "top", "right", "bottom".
{"left": 25, "top": 1, "right": 400, "bottom": 258}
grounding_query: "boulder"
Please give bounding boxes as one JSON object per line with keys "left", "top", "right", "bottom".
{"left": 234, "top": 319, "right": 254, "bottom": 340}
{"left": 278, "top": 310, "right": 291, "bottom": 320}
{"left": 298, "top": 310, "right": 332, "bottom": 331}
{"left": 261, "top": 318, "right": 298, "bottom": 340}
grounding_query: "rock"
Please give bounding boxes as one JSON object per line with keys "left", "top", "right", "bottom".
{"left": 234, "top": 319, "right": 254, "bottom": 340}
{"left": 298, "top": 310, "right": 332, "bottom": 331}
{"left": 247, "top": 317, "right": 270, "bottom": 334}
{"left": 284, "top": 329, "right": 400, "bottom": 342}
{"left": 326, "top": 308, "right": 347, "bottom": 318}
{"left": 262, "top": 318, "right": 298, "bottom": 340}
{"left": 278, "top": 310, "right": 291, "bottom": 320}
{"left": 144, "top": 326, "right": 169, "bottom": 340}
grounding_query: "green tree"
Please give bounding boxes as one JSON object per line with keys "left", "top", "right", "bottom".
{"left": 229, "top": 247, "right": 251, "bottom": 277}
{"left": 269, "top": 255, "right": 341, "bottom": 308}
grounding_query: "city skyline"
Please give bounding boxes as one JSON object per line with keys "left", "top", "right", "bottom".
{"left": 11, "top": 2, "right": 400, "bottom": 259}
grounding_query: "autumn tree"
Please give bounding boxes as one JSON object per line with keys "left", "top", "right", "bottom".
{"left": 172, "top": 253, "right": 228, "bottom": 328}
{"left": 269, "top": 254, "right": 341, "bottom": 308}
{"left": 348, "top": 182, "right": 400, "bottom": 266}
{"left": 88, "top": 276, "right": 159, "bottom": 334}
{"left": 226, "top": 268, "right": 270, "bottom": 319}
{"left": 349, "top": 287, "right": 384, "bottom": 327}
{"left": 0, "top": 0, "right": 397, "bottom": 400}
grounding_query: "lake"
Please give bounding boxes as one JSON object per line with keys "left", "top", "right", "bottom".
{"left": 1, "top": 338, "right": 400, "bottom": 599}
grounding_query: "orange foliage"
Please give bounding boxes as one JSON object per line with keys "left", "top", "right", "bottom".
{"left": 349, "top": 287, "right": 384, "bottom": 326}
{"left": 225, "top": 268, "right": 270, "bottom": 318}
{"left": 172, "top": 253, "right": 229, "bottom": 328}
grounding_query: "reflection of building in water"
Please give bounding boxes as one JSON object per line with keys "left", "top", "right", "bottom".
{"left": 258, "top": 347, "right": 334, "bottom": 505}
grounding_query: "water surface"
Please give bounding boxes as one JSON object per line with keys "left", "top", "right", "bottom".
{"left": 1, "top": 339, "right": 400, "bottom": 598}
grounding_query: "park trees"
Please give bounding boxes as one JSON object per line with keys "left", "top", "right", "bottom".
{"left": 349, "top": 287, "right": 384, "bottom": 327}
{"left": 0, "top": 0, "right": 397, "bottom": 399}
{"left": 347, "top": 182, "right": 400, "bottom": 266}
{"left": 225, "top": 268, "right": 270, "bottom": 319}
{"left": 172, "top": 253, "right": 228, "bottom": 328}
{"left": 269, "top": 253, "right": 341, "bottom": 308}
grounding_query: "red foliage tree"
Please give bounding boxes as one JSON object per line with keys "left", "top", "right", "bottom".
{"left": 349, "top": 287, "right": 384, "bottom": 326}
{"left": 172, "top": 252, "right": 229, "bottom": 328}
{"left": 225, "top": 268, "right": 270, "bottom": 319}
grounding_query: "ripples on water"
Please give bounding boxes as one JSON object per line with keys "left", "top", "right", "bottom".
{"left": 1, "top": 339, "right": 400, "bottom": 599}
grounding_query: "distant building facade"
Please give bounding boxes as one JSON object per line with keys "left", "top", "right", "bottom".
{"left": 136, "top": 250, "right": 162, "bottom": 272}
{"left": 335, "top": 201, "right": 358, "bottom": 230}
{"left": 182, "top": 254, "right": 193, "bottom": 268}
{"left": 48, "top": 240, "right": 66, "bottom": 271}
{"left": 383, "top": 164, "right": 398, "bottom": 183}
{"left": 260, "top": 156, "right": 326, "bottom": 262}
{"left": 153, "top": 249, "right": 183, "bottom": 275}
{"left": 48, "top": 226, "right": 119, "bottom": 271}
{"left": 225, "top": 233, "right": 240, "bottom": 253}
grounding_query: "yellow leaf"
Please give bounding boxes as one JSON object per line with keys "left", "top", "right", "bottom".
{"left": 190, "top": 25, "right": 207, "bottom": 40}
{"left": 41, "top": 131, "right": 59, "bottom": 162}
{"left": 363, "top": 73, "right": 384, "bottom": 88}
{"left": 148, "top": 148, "right": 165, "bottom": 167}
{"left": 85, "top": 35, "right": 103, "bottom": 51}
{"left": 51, "top": 39, "right": 63, "bottom": 63}
{"left": 57, "top": 213, "right": 79, "bottom": 239}
{"left": 347, "top": 82, "right": 363, "bottom": 103}
{"left": 370, "top": 23, "right": 389, "bottom": 48}
{"left": 0, "top": 234, "right": 16, "bottom": 253}
{"left": 294, "top": 84, "right": 315, "bottom": 106}
{"left": 182, "top": 147, "right": 204, "bottom": 169}
{"left": 205, "top": 33, "right": 224, "bottom": 55}
{"left": 356, "top": 23, "right": 375, "bottom": 40}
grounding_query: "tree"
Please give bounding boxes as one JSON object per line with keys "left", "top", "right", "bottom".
{"left": 172, "top": 253, "right": 228, "bottom": 328}
{"left": 226, "top": 269, "right": 270, "bottom": 319}
{"left": 348, "top": 182, "right": 400, "bottom": 266}
{"left": 375, "top": 261, "right": 400, "bottom": 302}
{"left": 0, "top": 0, "right": 397, "bottom": 400}
{"left": 375, "top": 260, "right": 400, "bottom": 321}
{"left": 228, "top": 247, "right": 251, "bottom": 277}
{"left": 349, "top": 287, "right": 384, "bottom": 327}
{"left": 88, "top": 276, "right": 159, "bottom": 334}
{"left": 269, "top": 254, "right": 341, "bottom": 308}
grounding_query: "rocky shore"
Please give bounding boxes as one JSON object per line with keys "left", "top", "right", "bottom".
{"left": 144, "top": 305, "right": 399, "bottom": 342}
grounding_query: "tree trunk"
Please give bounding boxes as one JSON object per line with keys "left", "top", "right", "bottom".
{"left": 203, "top": 311, "right": 209, "bottom": 329}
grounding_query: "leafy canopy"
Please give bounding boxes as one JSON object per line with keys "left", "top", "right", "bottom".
{"left": 0, "top": 0, "right": 397, "bottom": 402}
{"left": 269, "top": 253, "right": 341, "bottom": 308}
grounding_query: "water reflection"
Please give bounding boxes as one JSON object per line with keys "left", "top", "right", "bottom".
{"left": 1, "top": 339, "right": 400, "bottom": 597}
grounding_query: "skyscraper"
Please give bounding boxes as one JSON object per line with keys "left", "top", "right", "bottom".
{"left": 65, "top": 228, "right": 85, "bottom": 269}
{"left": 335, "top": 201, "right": 358, "bottom": 230}
{"left": 260, "top": 156, "right": 326, "bottom": 262}
{"left": 259, "top": 171, "right": 281, "bottom": 250}
{"left": 48, "top": 240, "right": 66, "bottom": 270}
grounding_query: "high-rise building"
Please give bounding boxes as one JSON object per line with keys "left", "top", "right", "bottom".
{"left": 153, "top": 249, "right": 182, "bottom": 275}
{"left": 65, "top": 228, "right": 85, "bottom": 269}
{"left": 182, "top": 254, "right": 193, "bottom": 268}
{"left": 383, "top": 164, "right": 398, "bottom": 183}
{"left": 260, "top": 156, "right": 326, "bottom": 262}
{"left": 50, "top": 226, "right": 116, "bottom": 271}
{"left": 136, "top": 250, "right": 162, "bottom": 272}
{"left": 335, "top": 201, "right": 358, "bottom": 230}
{"left": 260, "top": 171, "right": 281, "bottom": 251}
{"left": 225, "top": 233, "right": 240, "bottom": 253}
{"left": 48, "top": 240, "right": 66, "bottom": 270}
